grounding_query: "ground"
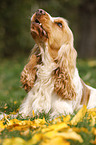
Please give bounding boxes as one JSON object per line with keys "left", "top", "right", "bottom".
{"left": 0, "top": 57, "right": 96, "bottom": 145}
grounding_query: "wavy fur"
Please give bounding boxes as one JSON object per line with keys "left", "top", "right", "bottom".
{"left": 20, "top": 9, "right": 96, "bottom": 118}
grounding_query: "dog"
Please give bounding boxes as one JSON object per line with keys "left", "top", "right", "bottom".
{"left": 19, "top": 9, "right": 96, "bottom": 118}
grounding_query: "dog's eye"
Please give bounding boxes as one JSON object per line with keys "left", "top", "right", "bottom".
{"left": 56, "top": 22, "right": 63, "bottom": 28}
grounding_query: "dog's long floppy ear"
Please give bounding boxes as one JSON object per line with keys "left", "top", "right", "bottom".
{"left": 21, "top": 44, "right": 41, "bottom": 92}
{"left": 52, "top": 44, "right": 77, "bottom": 100}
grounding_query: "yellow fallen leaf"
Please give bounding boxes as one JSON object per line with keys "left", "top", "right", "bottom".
{"left": 2, "top": 137, "right": 26, "bottom": 145}
{"left": 56, "top": 129, "right": 83, "bottom": 143}
{"left": 63, "top": 115, "right": 71, "bottom": 123}
{"left": 42, "top": 122, "right": 68, "bottom": 134}
{"left": 34, "top": 118, "right": 46, "bottom": 125}
{"left": 44, "top": 130, "right": 57, "bottom": 139}
{"left": 42, "top": 122, "right": 69, "bottom": 133}
{"left": 51, "top": 117, "right": 62, "bottom": 124}
{"left": 87, "top": 108, "right": 96, "bottom": 123}
{"left": 47, "top": 122, "right": 68, "bottom": 132}
{"left": 87, "top": 108, "right": 96, "bottom": 112}
{"left": 7, "top": 119, "right": 21, "bottom": 126}
{"left": 55, "top": 122, "right": 69, "bottom": 131}
{"left": 7, "top": 125, "right": 30, "bottom": 131}
{"left": 41, "top": 137, "right": 70, "bottom": 145}
{"left": 7, "top": 119, "right": 34, "bottom": 126}
{"left": 51, "top": 115, "right": 70, "bottom": 124}
{"left": 42, "top": 127, "right": 53, "bottom": 133}
{"left": 28, "top": 133, "right": 43, "bottom": 145}
{"left": 90, "top": 115, "right": 96, "bottom": 126}
{"left": 0, "top": 121, "right": 6, "bottom": 132}
{"left": 6, "top": 119, "right": 38, "bottom": 131}
{"left": 70, "top": 105, "right": 87, "bottom": 125}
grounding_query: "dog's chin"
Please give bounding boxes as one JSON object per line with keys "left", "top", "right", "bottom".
{"left": 31, "top": 21, "right": 48, "bottom": 43}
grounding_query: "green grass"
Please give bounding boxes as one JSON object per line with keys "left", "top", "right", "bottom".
{"left": 0, "top": 56, "right": 27, "bottom": 113}
{"left": 77, "top": 59, "right": 96, "bottom": 88}
{"left": 0, "top": 57, "right": 96, "bottom": 145}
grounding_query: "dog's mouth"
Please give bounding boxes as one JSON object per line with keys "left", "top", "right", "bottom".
{"left": 31, "top": 18, "right": 48, "bottom": 39}
{"left": 35, "top": 19, "right": 41, "bottom": 25}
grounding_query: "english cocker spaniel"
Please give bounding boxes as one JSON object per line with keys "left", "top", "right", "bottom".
{"left": 20, "top": 9, "right": 96, "bottom": 118}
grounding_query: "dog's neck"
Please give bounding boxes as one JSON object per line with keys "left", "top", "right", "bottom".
{"left": 38, "top": 43, "right": 56, "bottom": 66}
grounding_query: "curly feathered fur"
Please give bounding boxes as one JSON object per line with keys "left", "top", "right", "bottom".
{"left": 20, "top": 9, "right": 96, "bottom": 118}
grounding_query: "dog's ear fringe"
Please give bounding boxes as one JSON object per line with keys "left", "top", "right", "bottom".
{"left": 52, "top": 66, "right": 76, "bottom": 100}
{"left": 52, "top": 44, "right": 77, "bottom": 100}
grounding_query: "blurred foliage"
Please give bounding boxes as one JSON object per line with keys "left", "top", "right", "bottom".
{"left": 0, "top": 0, "right": 36, "bottom": 57}
{"left": 0, "top": 0, "right": 96, "bottom": 58}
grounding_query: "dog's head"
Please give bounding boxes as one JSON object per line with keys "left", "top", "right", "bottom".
{"left": 31, "top": 9, "right": 75, "bottom": 59}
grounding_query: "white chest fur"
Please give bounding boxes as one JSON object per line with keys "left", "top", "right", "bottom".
{"left": 19, "top": 47, "right": 57, "bottom": 116}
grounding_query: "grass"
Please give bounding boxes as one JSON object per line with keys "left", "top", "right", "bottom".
{"left": 0, "top": 56, "right": 27, "bottom": 113}
{"left": 0, "top": 56, "right": 96, "bottom": 145}
{"left": 77, "top": 59, "right": 96, "bottom": 88}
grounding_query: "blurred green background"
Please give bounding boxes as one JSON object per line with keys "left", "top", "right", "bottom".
{"left": 0, "top": 0, "right": 96, "bottom": 113}
{"left": 0, "top": 0, "right": 96, "bottom": 58}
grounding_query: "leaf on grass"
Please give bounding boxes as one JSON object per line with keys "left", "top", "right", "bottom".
{"left": 45, "top": 122, "right": 68, "bottom": 130}
{"left": 42, "top": 122, "right": 68, "bottom": 135}
{"left": 90, "top": 115, "right": 96, "bottom": 126}
{"left": 0, "top": 121, "right": 6, "bottom": 132}
{"left": 44, "top": 130, "right": 57, "bottom": 139}
{"left": 63, "top": 115, "right": 71, "bottom": 123}
{"left": 87, "top": 108, "right": 96, "bottom": 118}
{"left": 42, "top": 137, "right": 70, "bottom": 145}
{"left": 7, "top": 119, "right": 21, "bottom": 126}
{"left": 2, "top": 137, "right": 26, "bottom": 145}
{"left": 28, "top": 133, "right": 43, "bottom": 145}
{"left": 56, "top": 129, "right": 83, "bottom": 143}
{"left": 70, "top": 105, "right": 87, "bottom": 125}
{"left": 34, "top": 118, "right": 46, "bottom": 125}
{"left": 51, "top": 115, "right": 70, "bottom": 124}
{"left": 87, "top": 109, "right": 96, "bottom": 126}
{"left": 52, "top": 122, "right": 68, "bottom": 131}
{"left": 2, "top": 106, "right": 96, "bottom": 145}
{"left": 6, "top": 119, "right": 37, "bottom": 131}
{"left": 88, "top": 108, "right": 96, "bottom": 112}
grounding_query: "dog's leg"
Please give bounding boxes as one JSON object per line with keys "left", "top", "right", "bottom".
{"left": 21, "top": 45, "right": 41, "bottom": 92}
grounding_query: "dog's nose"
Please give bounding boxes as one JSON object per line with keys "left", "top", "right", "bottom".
{"left": 36, "top": 9, "right": 45, "bottom": 16}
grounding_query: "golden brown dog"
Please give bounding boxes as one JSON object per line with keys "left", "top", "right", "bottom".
{"left": 20, "top": 9, "right": 96, "bottom": 118}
